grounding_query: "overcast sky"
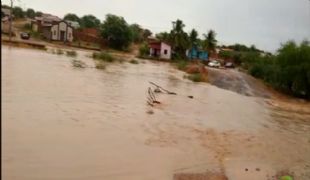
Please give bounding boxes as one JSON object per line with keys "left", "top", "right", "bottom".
{"left": 3, "top": 0, "right": 310, "bottom": 52}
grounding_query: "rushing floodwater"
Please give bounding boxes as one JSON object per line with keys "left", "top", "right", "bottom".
{"left": 2, "top": 45, "right": 310, "bottom": 180}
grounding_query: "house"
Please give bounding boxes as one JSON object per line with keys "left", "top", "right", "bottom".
{"left": 31, "top": 14, "right": 61, "bottom": 32}
{"left": 148, "top": 39, "right": 171, "bottom": 60}
{"left": 50, "top": 21, "right": 74, "bottom": 42}
{"left": 187, "top": 45, "right": 208, "bottom": 61}
{"left": 31, "top": 14, "right": 74, "bottom": 42}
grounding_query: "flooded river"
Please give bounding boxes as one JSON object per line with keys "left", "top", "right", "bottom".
{"left": 2, "top": 45, "right": 310, "bottom": 180}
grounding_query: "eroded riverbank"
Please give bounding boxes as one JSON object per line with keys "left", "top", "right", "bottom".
{"left": 2, "top": 45, "right": 310, "bottom": 180}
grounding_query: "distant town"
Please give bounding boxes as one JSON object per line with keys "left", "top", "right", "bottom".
{"left": 1, "top": 3, "right": 310, "bottom": 99}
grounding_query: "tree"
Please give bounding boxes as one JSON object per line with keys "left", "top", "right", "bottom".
{"left": 189, "top": 29, "right": 198, "bottom": 47}
{"left": 100, "top": 14, "right": 133, "bottom": 50}
{"left": 130, "top": 24, "right": 143, "bottom": 43}
{"left": 35, "top": 11, "right": 43, "bottom": 17}
{"left": 64, "top": 13, "right": 80, "bottom": 22}
{"left": 26, "top": 8, "right": 35, "bottom": 18}
{"left": 240, "top": 40, "right": 310, "bottom": 99}
{"left": 203, "top": 30, "right": 217, "bottom": 55}
{"left": 12, "top": 6, "right": 24, "bottom": 18}
{"left": 156, "top": 32, "right": 171, "bottom": 43}
{"left": 170, "top": 19, "right": 190, "bottom": 58}
{"left": 250, "top": 44, "right": 257, "bottom": 52}
{"left": 142, "top": 29, "right": 152, "bottom": 40}
{"left": 80, "top": 14, "right": 100, "bottom": 28}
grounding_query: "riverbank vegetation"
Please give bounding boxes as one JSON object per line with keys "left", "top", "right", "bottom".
{"left": 92, "top": 51, "right": 115, "bottom": 62}
{"left": 220, "top": 41, "right": 310, "bottom": 99}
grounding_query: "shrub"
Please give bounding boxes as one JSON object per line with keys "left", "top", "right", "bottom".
{"left": 92, "top": 51, "right": 115, "bottom": 62}
{"left": 66, "top": 50, "right": 77, "bottom": 57}
{"left": 139, "top": 43, "right": 149, "bottom": 57}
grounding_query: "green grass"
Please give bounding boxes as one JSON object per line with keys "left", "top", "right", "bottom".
{"left": 92, "top": 51, "right": 115, "bottom": 62}
{"left": 129, "top": 59, "right": 139, "bottom": 64}
{"left": 66, "top": 50, "right": 77, "bottom": 57}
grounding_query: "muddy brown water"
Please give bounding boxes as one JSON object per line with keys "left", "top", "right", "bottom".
{"left": 2, "top": 45, "right": 310, "bottom": 180}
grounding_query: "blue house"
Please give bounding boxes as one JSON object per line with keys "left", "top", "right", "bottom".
{"left": 187, "top": 45, "right": 208, "bottom": 61}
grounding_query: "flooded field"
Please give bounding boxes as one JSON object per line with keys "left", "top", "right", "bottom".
{"left": 2, "top": 45, "right": 310, "bottom": 180}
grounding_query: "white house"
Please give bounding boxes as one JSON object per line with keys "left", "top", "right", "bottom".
{"left": 50, "top": 21, "right": 73, "bottom": 42}
{"left": 148, "top": 41, "right": 172, "bottom": 60}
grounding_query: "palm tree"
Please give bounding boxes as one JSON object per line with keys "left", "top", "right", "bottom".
{"left": 189, "top": 29, "right": 198, "bottom": 47}
{"left": 170, "top": 19, "right": 190, "bottom": 58}
{"left": 203, "top": 30, "right": 217, "bottom": 56}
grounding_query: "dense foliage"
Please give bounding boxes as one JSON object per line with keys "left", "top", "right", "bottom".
{"left": 64, "top": 13, "right": 80, "bottom": 23}
{"left": 100, "top": 14, "right": 133, "bottom": 50}
{"left": 12, "top": 6, "right": 24, "bottom": 18}
{"left": 202, "top": 30, "right": 217, "bottom": 54}
{"left": 35, "top": 11, "right": 43, "bottom": 17}
{"left": 189, "top": 29, "right": 198, "bottom": 47}
{"left": 139, "top": 42, "right": 150, "bottom": 57}
{"left": 25, "top": 8, "right": 35, "bottom": 18}
{"left": 238, "top": 41, "right": 310, "bottom": 99}
{"left": 130, "top": 24, "right": 144, "bottom": 43}
{"left": 80, "top": 15, "right": 100, "bottom": 28}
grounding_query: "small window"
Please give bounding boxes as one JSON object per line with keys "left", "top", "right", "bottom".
{"left": 164, "top": 49, "right": 168, "bottom": 55}
{"left": 53, "top": 30, "right": 56, "bottom": 35}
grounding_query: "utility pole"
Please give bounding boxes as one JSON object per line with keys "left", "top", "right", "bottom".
{"left": 9, "top": 0, "right": 13, "bottom": 42}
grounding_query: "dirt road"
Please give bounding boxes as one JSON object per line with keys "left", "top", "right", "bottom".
{"left": 207, "top": 67, "right": 273, "bottom": 98}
